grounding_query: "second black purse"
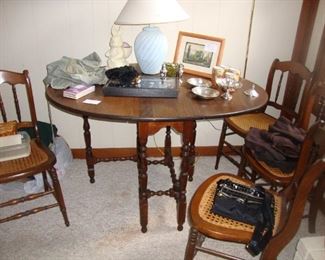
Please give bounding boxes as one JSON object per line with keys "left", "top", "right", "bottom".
{"left": 211, "top": 178, "right": 275, "bottom": 256}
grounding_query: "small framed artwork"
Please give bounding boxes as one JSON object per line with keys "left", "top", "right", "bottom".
{"left": 174, "top": 31, "right": 225, "bottom": 78}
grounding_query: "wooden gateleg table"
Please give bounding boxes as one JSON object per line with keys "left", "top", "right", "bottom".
{"left": 46, "top": 73, "right": 268, "bottom": 232}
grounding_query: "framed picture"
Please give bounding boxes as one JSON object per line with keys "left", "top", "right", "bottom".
{"left": 174, "top": 31, "right": 225, "bottom": 78}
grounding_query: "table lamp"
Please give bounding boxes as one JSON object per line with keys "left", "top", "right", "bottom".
{"left": 115, "top": 0, "right": 189, "bottom": 75}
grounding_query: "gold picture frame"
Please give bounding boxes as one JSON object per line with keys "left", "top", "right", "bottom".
{"left": 174, "top": 31, "right": 225, "bottom": 78}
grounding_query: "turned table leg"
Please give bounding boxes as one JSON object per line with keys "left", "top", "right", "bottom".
{"left": 188, "top": 121, "right": 196, "bottom": 182}
{"left": 177, "top": 120, "right": 196, "bottom": 230}
{"left": 83, "top": 116, "right": 95, "bottom": 183}
{"left": 137, "top": 123, "right": 149, "bottom": 233}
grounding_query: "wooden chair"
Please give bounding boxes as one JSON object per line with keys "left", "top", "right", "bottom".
{"left": 238, "top": 81, "right": 324, "bottom": 234}
{"left": 0, "top": 69, "right": 69, "bottom": 226}
{"left": 238, "top": 81, "right": 324, "bottom": 189}
{"left": 184, "top": 120, "right": 324, "bottom": 260}
{"left": 215, "top": 59, "right": 313, "bottom": 170}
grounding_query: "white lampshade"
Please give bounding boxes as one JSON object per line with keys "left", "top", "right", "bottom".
{"left": 115, "top": 0, "right": 189, "bottom": 25}
{"left": 114, "top": 0, "right": 189, "bottom": 75}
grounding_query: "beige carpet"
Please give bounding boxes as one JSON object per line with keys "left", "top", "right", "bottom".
{"left": 0, "top": 157, "right": 324, "bottom": 260}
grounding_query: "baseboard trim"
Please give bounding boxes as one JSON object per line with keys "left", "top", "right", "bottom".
{"left": 71, "top": 146, "right": 239, "bottom": 159}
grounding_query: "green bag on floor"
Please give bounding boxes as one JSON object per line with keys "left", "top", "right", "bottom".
{"left": 21, "top": 121, "right": 58, "bottom": 147}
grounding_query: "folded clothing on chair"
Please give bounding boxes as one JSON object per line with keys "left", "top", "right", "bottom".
{"left": 245, "top": 116, "right": 306, "bottom": 172}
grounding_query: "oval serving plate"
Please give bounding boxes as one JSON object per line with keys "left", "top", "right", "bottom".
{"left": 187, "top": 77, "right": 212, "bottom": 88}
{"left": 192, "top": 86, "right": 220, "bottom": 99}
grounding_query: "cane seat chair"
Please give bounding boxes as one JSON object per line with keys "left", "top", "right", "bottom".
{"left": 184, "top": 120, "right": 324, "bottom": 260}
{"left": 215, "top": 59, "right": 313, "bottom": 170}
{"left": 238, "top": 82, "right": 324, "bottom": 189}
{"left": 0, "top": 69, "right": 69, "bottom": 226}
{"left": 239, "top": 82, "right": 325, "bottom": 235}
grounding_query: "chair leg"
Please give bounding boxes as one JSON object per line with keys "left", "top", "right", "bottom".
{"left": 184, "top": 227, "right": 200, "bottom": 260}
{"left": 48, "top": 167, "right": 70, "bottom": 226}
{"left": 215, "top": 120, "right": 228, "bottom": 169}
{"left": 42, "top": 171, "right": 50, "bottom": 191}
{"left": 238, "top": 147, "right": 260, "bottom": 182}
{"left": 237, "top": 150, "right": 247, "bottom": 178}
{"left": 308, "top": 175, "right": 325, "bottom": 233}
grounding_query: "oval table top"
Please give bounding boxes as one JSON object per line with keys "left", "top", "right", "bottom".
{"left": 45, "top": 74, "right": 268, "bottom": 123}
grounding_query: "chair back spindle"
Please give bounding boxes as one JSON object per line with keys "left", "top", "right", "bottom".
{"left": 0, "top": 92, "right": 6, "bottom": 122}
{"left": 318, "top": 96, "right": 325, "bottom": 121}
{"left": 12, "top": 84, "right": 22, "bottom": 123}
{"left": 274, "top": 71, "right": 284, "bottom": 104}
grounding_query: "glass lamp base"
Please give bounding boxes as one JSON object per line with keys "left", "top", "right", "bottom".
{"left": 134, "top": 26, "right": 168, "bottom": 75}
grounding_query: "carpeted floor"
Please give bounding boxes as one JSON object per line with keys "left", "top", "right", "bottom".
{"left": 0, "top": 157, "right": 324, "bottom": 260}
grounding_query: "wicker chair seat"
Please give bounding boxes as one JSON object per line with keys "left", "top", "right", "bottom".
{"left": 256, "top": 160, "right": 294, "bottom": 179}
{"left": 0, "top": 121, "right": 18, "bottom": 136}
{"left": 243, "top": 148, "right": 295, "bottom": 187}
{"left": 0, "top": 139, "right": 53, "bottom": 180}
{"left": 193, "top": 174, "right": 281, "bottom": 242}
{"left": 226, "top": 113, "right": 276, "bottom": 134}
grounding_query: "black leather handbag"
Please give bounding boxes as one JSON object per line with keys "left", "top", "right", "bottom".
{"left": 211, "top": 179, "right": 275, "bottom": 256}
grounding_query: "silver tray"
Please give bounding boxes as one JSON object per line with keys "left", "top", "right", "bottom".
{"left": 102, "top": 76, "right": 179, "bottom": 98}
{"left": 192, "top": 86, "right": 220, "bottom": 99}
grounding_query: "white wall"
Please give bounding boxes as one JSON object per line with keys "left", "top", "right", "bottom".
{"left": 1, "top": 0, "right": 323, "bottom": 149}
